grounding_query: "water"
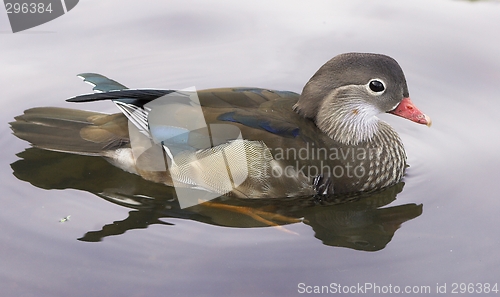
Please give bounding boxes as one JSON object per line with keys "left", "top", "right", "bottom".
{"left": 1, "top": 0, "right": 500, "bottom": 296}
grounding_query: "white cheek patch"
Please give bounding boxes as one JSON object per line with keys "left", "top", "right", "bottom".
{"left": 389, "top": 101, "right": 400, "bottom": 111}
{"left": 317, "top": 86, "right": 382, "bottom": 145}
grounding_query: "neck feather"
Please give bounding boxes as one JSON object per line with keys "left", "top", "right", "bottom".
{"left": 316, "top": 87, "right": 381, "bottom": 145}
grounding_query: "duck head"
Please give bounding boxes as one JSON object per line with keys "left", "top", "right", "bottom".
{"left": 293, "top": 53, "right": 431, "bottom": 145}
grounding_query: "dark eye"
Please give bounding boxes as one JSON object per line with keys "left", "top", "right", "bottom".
{"left": 369, "top": 80, "right": 385, "bottom": 93}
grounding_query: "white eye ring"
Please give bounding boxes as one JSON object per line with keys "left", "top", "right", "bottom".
{"left": 366, "top": 79, "right": 386, "bottom": 95}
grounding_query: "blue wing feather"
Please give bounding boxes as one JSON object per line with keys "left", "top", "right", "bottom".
{"left": 217, "top": 111, "right": 299, "bottom": 138}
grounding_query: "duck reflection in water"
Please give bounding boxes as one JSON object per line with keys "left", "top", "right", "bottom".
{"left": 10, "top": 53, "right": 429, "bottom": 251}
{"left": 11, "top": 148, "right": 421, "bottom": 251}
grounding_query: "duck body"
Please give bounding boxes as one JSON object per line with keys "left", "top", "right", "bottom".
{"left": 197, "top": 88, "right": 407, "bottom": 196}
{"left": 11, "top": 53, "right": 430, "bottom": 200}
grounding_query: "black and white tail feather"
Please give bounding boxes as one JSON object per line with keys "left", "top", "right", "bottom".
{"left": 72, "top": 73, "right": 174, "bottom": 137}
